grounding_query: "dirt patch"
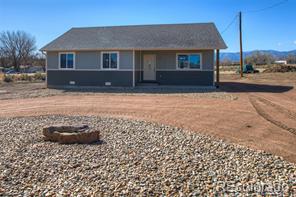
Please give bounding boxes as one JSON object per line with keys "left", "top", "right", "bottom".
{"left": 263, "top": 64, "right": 296, "bottom": 73}
{"left": 249, "top": 95, "right": 296, "bottom": 135}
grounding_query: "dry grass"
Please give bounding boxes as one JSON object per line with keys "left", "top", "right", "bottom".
{"left": 220, "top": 64, "right": 296, "bottom": 73}
{"left": 0, "top": 73, "right": 46, "bottom": 83}
{"left": 221, "top": 72, "right": 296, "bottom": 85}
{"left": 220, "top": 64, "right": 270, "bottom": 72}
{"left": 0, "top": 72, "right": 4, "bottom": 82}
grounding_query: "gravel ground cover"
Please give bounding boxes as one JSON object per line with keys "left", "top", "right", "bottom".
{"left": 0, "top": 115, "right": 295, "bottom": 196}
{"left": 0, "top": 82, "right": 237, "bottom": 100}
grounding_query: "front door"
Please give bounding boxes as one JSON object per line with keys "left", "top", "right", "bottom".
{"left": 143, "top": 54, "right": 156, "bottom": 81}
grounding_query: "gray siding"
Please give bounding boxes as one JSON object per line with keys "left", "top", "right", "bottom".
{"left": 46, "top": 51, "right": 133, "bottom": 70}
{"left": 47, "top": 70, "right": 133, "bottom": 87}
{"left": 140, "top": 50, "right": 214, "bottom": 70}
{"left": 201, "top": 50, "right": 214, "bottom": 70}
{"left": 46, "top": 50, "right": 214, "bottom": 87}
{"left": 47, "top": 50, "right": 213, "bottom": 71}
{"left": 135, "top": 51, "right": 141, "bottom": 83}
{"left": 134, "top": 50, "right": 214, "bottom": 85}
{"left": 119, "top": 51, "right": 133, "bottom": 69}
{"left": 76, "top": 51, "right": 100, "bottom": 69}
{"left": 135, "top": 51, "right": 141, "bottom": 70}
{"left": 47, "top": 52, "right": 59, "bottom": 69}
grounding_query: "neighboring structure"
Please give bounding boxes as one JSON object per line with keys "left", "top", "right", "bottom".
{"left": 41, "top": 23, "right": 227, "bottom": 87}
{"left": 274, "top": 60, "right": 287, "bottom": 65}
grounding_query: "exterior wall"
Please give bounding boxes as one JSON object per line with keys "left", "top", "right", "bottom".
{"left": 135, "top": 50, "right": 214, "bottom": 86}
{"left": 47, "top": 52, "right": 59, "bottom": 69}
{"left": 76, "top": 51, "right": 100, "bottom": 69}
{"left": 157, "top": 71, "right": 213, "bottom": 86}
{"left": 47, "top": 70, "right": 133, "bottom": 87}
{"left": 201, "top": 50, "right": 214, "bottom": 70}
{"left": 46, "top": 50, "right": 134, "bottom": 87}
{"left": 46, "top": 49, "right": 214, "bottom": 87}
{"left": 140, "top": 50, "right": 214, "bottom": 71}
{"left": 46, "top": 50, "right": 133, "bottom": 70}
{"left": 134, "top": 51, "right": 141, "bottom": 83}
{"left": 119, "top": 51, "right": 133, "bottom": 69}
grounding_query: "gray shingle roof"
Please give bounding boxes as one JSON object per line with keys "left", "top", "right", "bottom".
{"left": 41, "top": 23, "right": 227, "bottom": 51}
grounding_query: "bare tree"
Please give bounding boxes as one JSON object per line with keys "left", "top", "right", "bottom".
{"left": 220, "top": 58, "right": 232, "bottom": 67}
{"left": 30, "top": 52, "right": 46, "bottom": 71}
{"left": 0, "top": 50, "right": 7, "bottom": 68}
{"left": 0, "top": 31, "right": 36, "bottom": 71}
{"left": 245, "top": 51, "right": 275, "bottom": 65}
{"left": 287, "top": 54, "right": 296, "bottom": 64}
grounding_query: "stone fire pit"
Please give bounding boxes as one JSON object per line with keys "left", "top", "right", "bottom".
{"left": 43, "top": 125, "right": 100, "bottom": 144}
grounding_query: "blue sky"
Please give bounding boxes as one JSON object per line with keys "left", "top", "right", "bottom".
{"left": 0, "top": 0, "right": 295, "bottom": 52}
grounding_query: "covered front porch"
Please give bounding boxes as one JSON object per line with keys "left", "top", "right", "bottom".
{"left": 132, "top": 49, "right": 220, "bottom": 87}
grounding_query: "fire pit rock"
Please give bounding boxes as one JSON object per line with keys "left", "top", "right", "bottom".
{"left": 43, "top": 125, "right": 100, "bottom": 144}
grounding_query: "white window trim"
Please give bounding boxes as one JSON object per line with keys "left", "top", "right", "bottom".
{"left": 176, "top": 53, "right": 202, "bottom": 70}
{"left": 58, "top": 52, "right": 76, "bottom": 70}
{"left": 101, "top": 51, "right": 120, "bottom": 70}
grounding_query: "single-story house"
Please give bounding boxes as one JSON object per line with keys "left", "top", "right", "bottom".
{"left": 41, "top": 23, "right": 227, "bottom": 87}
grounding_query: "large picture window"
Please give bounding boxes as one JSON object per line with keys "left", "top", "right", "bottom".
{"left": 177, "top": 53, "right": 201, "bottom": 69}
{"left": 59, "top": 52, "right": 75, "bottom": 69}
{"left": 102, "top": 52, "right": 119, "bottom": 69}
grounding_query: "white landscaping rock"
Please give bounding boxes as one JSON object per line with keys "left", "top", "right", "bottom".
{"left": 0, "top": 115, "right": 295, "bottom": 196}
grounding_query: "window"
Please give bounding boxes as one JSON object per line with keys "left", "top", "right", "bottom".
{"left": 177, "top": 53, "right": 201, "bottom": 69}
{"left": 59, "top": 53, "right": 75, "bottom": 69}
{"left": 102, "top": 52, "right": 119, "bottom": 69}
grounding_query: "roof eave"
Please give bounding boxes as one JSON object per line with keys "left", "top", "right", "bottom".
{"left": 40, "top": 47, "right": 227, "bottom": 52}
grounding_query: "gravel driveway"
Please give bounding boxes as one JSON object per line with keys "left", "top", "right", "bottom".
{"left": 0, "top": 115, "right": 295, "bottom": 196}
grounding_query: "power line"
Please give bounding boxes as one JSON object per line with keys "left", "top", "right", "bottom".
{"left": 244, "top": 0, "right": 288, "bottom": 14}
{"left": 221, "top": 14, "right": 238, "bottom": 34}
{"left": 221, "top": 0, "right": 288, "bottom": 34}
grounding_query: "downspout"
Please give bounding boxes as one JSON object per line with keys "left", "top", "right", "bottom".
{"left": 216, "top": 49, "right": 220, "bottom": 88}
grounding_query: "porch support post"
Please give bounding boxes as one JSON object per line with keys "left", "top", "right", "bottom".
{"left": 42, "top": 51, "right": 48, "bottom": 88}
{"left": 139, "top": 50, "right": 142, "bottom": 82}
{"left": 132, "top": 50, "right": 135, "bottom": 87}
{"left": 216, "top": 49, "right": 220, "bottom": 88}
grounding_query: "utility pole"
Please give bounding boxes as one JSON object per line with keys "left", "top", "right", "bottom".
{"left": 239, "top": 11, "right": 243, "bottom": 77}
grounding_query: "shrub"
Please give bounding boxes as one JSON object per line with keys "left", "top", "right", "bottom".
{"left": 18, "top": 74, "right": 32, "bottom": 81}
{"left": 3, "top": 74, "right": 14, "bottom": 82}
{"left": 1, "top": 72, "right": 46, "bottom": 83}
{"left": 33, "top": 72, "right": 46, "bottom": 81}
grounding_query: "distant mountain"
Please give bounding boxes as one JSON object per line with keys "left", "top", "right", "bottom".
{"left": 220, "top": 50, "right": 296, "bottom": 62}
